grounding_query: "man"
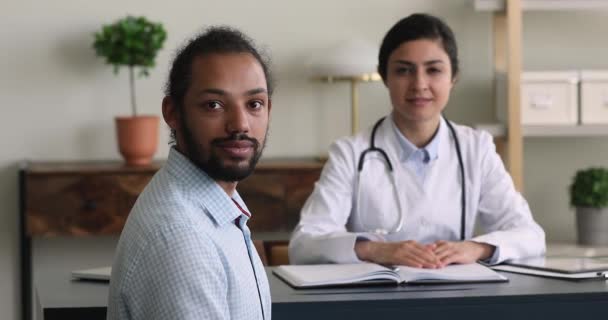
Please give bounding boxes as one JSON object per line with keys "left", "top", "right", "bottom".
{"left": 107, "top": 26, "right": 273, "bottom": 320}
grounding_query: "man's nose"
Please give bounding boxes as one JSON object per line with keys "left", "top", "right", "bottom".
{"left": 226, "top": 105, "right": 250, "bottom": 134}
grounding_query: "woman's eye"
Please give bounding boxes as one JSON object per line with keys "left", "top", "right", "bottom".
{"left": 428, "top": 68, "right": 442, "bottom": 74}
{"left": 395, "top": 67, "right": 413, "bottom": 75}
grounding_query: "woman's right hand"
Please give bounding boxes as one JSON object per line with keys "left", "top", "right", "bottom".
{"left": 354, "top": 240, "right": 441, "bottom": 268}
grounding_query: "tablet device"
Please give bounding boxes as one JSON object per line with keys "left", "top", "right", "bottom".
{"left": 505, "top": 256, "right": 608, "bottom": 274}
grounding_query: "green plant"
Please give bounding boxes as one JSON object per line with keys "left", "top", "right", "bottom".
{"left": 93, "top": 16, "right": 167, "bottom": 116}
{"left": 570, "top": 167, "right": 608, "bottom": 208}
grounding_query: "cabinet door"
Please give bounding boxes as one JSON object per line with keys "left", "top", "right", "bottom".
{"left": 285, "top": 171, "right": 320, "bottom": 229}
{"left": 25, "top": 173, "right": 153, "bottom": 236}
{"left": 238, "top": 173, "right": 286, "bottom": 231}
{"left": 238, "top": 168, "right": 322, "bottom": 232}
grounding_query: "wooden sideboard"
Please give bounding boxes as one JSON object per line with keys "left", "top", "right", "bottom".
{"left": 19, "top": 159, "right": 323, "bottom": 320}
{"left": 23, "top": 162, "right": 159, "bottom": 237}
{"left": 239, "top": 159, "right": 323, "bottom": 232}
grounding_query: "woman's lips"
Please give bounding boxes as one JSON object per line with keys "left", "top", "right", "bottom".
{"left": 406, "top": 97, "right": 433, "bottom": 107}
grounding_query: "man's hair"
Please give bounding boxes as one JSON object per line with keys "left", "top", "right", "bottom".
{"left": 164, "top": 26, "right": 274, "bottom": 142}
{"left": 377, "top": 13, "right": 459, "bottom": 81}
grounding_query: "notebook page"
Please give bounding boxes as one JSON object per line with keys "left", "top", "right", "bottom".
{"left": 397, "top": 263, "right": 505, "bottom": 282}
{"left": 275, "top": 263, "right": 399, "bottom": 287}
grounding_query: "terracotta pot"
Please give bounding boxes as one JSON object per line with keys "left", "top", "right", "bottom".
{"left": 115, "top": 115, "right": 159, "bottom": 166}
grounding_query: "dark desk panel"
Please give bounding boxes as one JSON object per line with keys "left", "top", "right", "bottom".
{"left": 37, "top": 268, "right": 608, "bottom": 320}
{"left": 270, "top": 268, "right": 608, "bottom": 320}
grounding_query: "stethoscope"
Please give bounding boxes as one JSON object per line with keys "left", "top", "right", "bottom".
{"left": 355, "top": 115, "right": 466, "bottom": 241}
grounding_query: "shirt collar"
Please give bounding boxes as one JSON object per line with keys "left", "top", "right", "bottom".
{"left": 165, "top": 147, "right": 250, "bottom": 227}
{"left": 390, "top": 114, "right": 442, "bottom": 163}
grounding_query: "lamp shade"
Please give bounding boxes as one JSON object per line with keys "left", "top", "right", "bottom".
{"left": 309, "top": 39, "right": 379, "bottom": 77}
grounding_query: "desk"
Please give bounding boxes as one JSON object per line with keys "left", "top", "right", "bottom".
{"left": 37, "top": 267, "right": 608, "bottom": 320}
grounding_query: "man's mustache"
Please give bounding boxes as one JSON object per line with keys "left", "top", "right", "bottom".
{"left": 211, "top": 133, "right": 259, "bottom": 148}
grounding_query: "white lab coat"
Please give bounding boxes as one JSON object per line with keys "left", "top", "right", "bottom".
{"left": 289, "top": 116, "right": 545, "bottom": 265}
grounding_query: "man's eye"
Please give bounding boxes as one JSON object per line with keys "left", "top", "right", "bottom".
{"left": 206, "top": 101, "right": 222, "bottom": 110}
{"left": 428, "top": 68, "right": 442, "bottom": 74}
{"left": 249, "top": 101, "right": 263, "bottom": 109}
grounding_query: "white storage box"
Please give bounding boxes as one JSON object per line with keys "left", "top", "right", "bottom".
{"left": 580, "top": 70, "right": 608, "bottom": 124}
{"left": 496, "top": 71, "right": 579, "bottom": 125}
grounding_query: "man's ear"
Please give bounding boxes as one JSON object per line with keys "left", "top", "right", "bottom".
{"left": 267, "top": 98, "right": 272, "bottom": 114}
{"left": 162, "top": 96, "right": 180, "bottom": 130}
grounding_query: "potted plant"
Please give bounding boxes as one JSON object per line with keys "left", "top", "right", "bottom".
{"left": 569, "top": 167, "right": 608, "bottom": 245}
{"left": 93, "top": 16, "right": 167, "bottom": 165}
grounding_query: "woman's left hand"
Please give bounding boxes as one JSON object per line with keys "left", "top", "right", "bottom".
{"left": 432, "top": 241, "right": 495, "bottom": 267}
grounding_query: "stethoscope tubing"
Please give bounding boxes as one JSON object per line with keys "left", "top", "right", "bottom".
{"left": 356, "top": 115, "right": 466, "bottom": 241}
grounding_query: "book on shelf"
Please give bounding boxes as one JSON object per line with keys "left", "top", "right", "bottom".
{"left": 491, "top": 256, "right": 608, "bottom": 281}
{"left": 273, "top": 262, "right": 508, "bottom": 288}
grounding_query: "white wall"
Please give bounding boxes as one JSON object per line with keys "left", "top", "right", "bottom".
{"left": 2, "top": 1, "right": 608, "bottom": 319}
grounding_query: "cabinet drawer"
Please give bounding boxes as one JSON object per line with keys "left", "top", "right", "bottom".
{"left": 581, "top": 70, "right": 608, "bottom": 124}
{"left": 25, "top": 173, "right": 153, "bottom": 236}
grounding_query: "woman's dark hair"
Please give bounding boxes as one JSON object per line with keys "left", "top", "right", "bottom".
{"left": 377, "top": 13, "right": 459, "bottom": 81}
{"left": 165, "top": 26, "right": 274, "bottom": 108}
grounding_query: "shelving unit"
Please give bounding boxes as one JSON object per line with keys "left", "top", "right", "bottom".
{"left": 475, "top": 0, "right": 608, "bottom": 11}
{"left": 475, "top": 123, "right": 608, "bottom": 138}
{"left": 473, "top": 0, "right": 608, "bottom": 191}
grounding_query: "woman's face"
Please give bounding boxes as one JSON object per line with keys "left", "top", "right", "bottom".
{"left": 385, "top": 38, "right": 455, "bottom": 127}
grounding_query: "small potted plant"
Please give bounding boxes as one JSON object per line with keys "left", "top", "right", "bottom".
{"left": 93, "top": 16, "right": 167, "bottom": 165}
{"left": 569, "top": 167, "right": 608, "bottom": 245}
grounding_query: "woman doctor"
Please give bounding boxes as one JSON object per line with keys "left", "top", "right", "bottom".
{"left": 289, "top": 13, "right": 545, "bottom": 268}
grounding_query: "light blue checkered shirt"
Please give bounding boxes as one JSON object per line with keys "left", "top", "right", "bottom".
{"left": 107, "top": 147, "right": 271, "bottom": 320}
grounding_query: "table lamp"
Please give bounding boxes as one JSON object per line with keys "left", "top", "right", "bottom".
{"left": 309, "top": 39, "right": 382, "bottom": 135}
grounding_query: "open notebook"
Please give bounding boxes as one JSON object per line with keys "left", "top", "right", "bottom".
{"left": 71, "top": 266, "right": 112, "bottom": 281}
{"left": 273, "top": 263, "right": 507, "bottom": 288}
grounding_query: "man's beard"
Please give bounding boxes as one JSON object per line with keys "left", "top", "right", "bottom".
{"left": 180, "top": 120, "right": 267, "bottom": 182}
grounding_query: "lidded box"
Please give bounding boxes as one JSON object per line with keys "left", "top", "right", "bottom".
{"left": 580, "top": 70, "right": 608, "bottom": 124}
{"left": 496, "top": 71, "right": 579, "bottom": 125}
